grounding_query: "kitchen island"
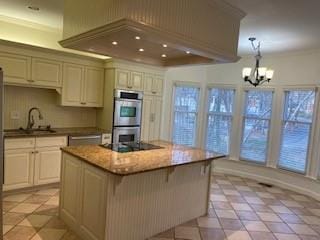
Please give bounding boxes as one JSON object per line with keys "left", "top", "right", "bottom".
{"left": 59, "top": 141, "right": 224, "bottom": 240}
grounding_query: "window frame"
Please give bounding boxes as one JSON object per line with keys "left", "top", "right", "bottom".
{"left": 277, "top": 87, "right": 317, "bottom": 175}
{"left": 171, "top": 82, "right": 201, "bottom": 147}
{"left": 239, "top": 88, "right": 275, "bottom": 164}
{"left": 204, "top": 85, "right": 236, "bottom": 154}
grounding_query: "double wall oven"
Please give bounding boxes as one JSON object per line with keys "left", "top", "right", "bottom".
{"left": 112, "top": 89, "right": 143, "bottom": 144}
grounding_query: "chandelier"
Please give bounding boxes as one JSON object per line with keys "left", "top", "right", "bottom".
{"left": 242, "top": 37, "right": 274, "bottom": 87}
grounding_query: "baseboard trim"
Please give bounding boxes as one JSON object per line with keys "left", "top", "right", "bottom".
{"left": 213, "top": 159, "right": 320, "bottom": 201}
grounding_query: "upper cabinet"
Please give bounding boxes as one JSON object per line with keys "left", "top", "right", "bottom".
{"left": 115, "top": 69, "right": 143, "bottom": 91}
{"left": 31, "top": 58, "right": 62, "bottom": 87}
{"left": 60, "top": 63, "right": 104, "bottom": 107}
{"left": 143, "top": 74, "right": 163, "bottom": 96}
{"left": 0, "top": 52, "right": 31, "bottom": 85}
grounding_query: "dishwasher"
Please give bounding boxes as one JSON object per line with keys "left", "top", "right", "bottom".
{"left": 68, "top": 134, "right": 102, "bottom": 146}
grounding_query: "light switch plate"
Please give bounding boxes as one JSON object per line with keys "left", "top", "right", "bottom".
{"left": 10, "top": 111, "right": 20, "bottom": 120}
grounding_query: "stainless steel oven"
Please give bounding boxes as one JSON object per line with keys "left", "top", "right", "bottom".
{"left": 113, "top": 89, "right": 143, "bottom": 127}
{"left": 112, "top": 126, "right": 140, "bottom": 144}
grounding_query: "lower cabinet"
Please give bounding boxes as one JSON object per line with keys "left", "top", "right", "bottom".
{"left": 4, "top": 149, "right": 34, "bottom": 190}
{"left": 3, "top": 136, "right": 67, "bottom": 191}
{"left": 34, "top": 147, "right": 62, "bottom": 185}
{"left": 60, "top": 154, "right": 106, "bottom": 240}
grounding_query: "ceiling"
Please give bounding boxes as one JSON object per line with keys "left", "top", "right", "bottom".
{"left": 0, "top": 0, "right": 320, "bottom": 56}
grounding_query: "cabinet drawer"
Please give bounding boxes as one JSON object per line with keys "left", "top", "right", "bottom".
{"left": 5, "top": 138, "right": 35, "bottom": 150}
{"left": 36, "top": 136, "right": 67, "bottom": 148}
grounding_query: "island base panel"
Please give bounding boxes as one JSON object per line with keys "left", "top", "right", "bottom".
{"left": 60, "top": 153, "right": 211, "bottom": 240}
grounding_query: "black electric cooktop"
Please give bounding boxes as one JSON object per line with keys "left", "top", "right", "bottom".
{"left": 101, "top": 142, "right": 164, "bottom": 153}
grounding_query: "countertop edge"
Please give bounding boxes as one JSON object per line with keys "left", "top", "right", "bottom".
{"left": 61, "top": 147, "right": 226, "bottom": 177}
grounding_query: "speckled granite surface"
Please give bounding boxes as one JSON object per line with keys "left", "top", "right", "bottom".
{"left": 4, "top": 127, "right": 109, "bottom": 138}
{"left": 61, "top": 140, "right": 225, "bottom": 176}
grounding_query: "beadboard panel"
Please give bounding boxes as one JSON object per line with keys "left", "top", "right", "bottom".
{"left": 63, "top": 0, "right": 243, "bottom": 55}
{"left": 104, "top": 163, "right": 209, "bottom": 240}
{"left": 4, "top": 86, "right": 97, "bottom": 129}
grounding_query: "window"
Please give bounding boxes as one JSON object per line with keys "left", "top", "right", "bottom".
{"left": 240, "top": 90, "right": 273, "bottom": 163}
{"left": 172, "top": 85, "right": 200, "bottom": 146}
{"left": 278, "top": 90, "right": 315, "bottom": 173}
{"left": 205, "top": 88, "right": 235, "bottom": 154}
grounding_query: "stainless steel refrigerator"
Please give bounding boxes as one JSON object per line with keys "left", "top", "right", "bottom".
{"left": 0, "top": 68, "right": 3, "bottom": 236}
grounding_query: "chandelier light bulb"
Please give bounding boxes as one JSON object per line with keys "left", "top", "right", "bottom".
{"left": 266, "top": 70, "right": 274, "bottom": 79}
{"left": 258, "top": 67, "right": 267, "bottom": 77}
{"left": 242, "top": 68, "right": 252, "bottom": 78}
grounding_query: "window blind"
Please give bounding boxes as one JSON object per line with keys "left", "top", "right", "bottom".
{"left": 172, "top": 86, "right": 200, "bottom": 146}
{"left": 240, "top": 90, "right": 273, "bottom": 163}
{"left": 278, "top": 90, "right": 315, "bottom": 173}
{"left": 205, "top": 88, "right": 235, "bottom": 154}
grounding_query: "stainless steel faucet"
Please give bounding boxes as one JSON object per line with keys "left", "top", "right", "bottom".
{"left": 26, "top": 107, "right": 43, "bottom": 131}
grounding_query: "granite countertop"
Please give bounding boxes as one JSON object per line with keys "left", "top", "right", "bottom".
{"left": 4, "top": 127, "right": 109, "bottom": 138}
{"left": 61, "top": 140, "right": 225, "bottom": 176}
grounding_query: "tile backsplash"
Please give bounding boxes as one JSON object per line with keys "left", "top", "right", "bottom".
{"left": 4, "top": 86, "right": 97, "bottom": 129}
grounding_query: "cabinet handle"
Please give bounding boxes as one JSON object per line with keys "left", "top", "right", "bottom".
{"left": 81, "top": 102, "right": 86, "bottom": 105}
{"left": 34, "top": 151, "right": 39, "bottom": 154}
{"left": 152, "top": 91, "right": 156, "bottom": 94}
{"left": 27, "top": 79, "right": 35, "bottom": 82}
{"left": 127, "top": 85, "right": 133, "bottom": 89}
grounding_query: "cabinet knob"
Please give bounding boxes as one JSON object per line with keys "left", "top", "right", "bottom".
{"left": 127, "top": 85, "right": 133, "bottom": 89}
{"left": 152, "top": 91, "right": 156, "bottom": 94}
{"left": 27, "top": 79, "right": 35, "bottom": 82}
{"left": 81, "top": 102, "right": 86, "bottom": 105}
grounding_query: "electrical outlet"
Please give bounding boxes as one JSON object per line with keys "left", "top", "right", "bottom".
{"left": 10, "top": 111, "right": 20, "bottom": 120}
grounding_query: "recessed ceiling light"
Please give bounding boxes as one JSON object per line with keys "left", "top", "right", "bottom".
{"left": 161, "top": 54, "right": 167, "bottom": 58}
{"left": 112, "top": 41, "right": 118, "bottom": 45}
{"left": 28, "top": 6, "right": 40, "bottom": 11}
{"left": 162, "top": 44, "right": 168, "bottom": 48}
{"left": 135, "top": 36, "right": 141, "bottom": 40}
{"left": 186, "top": 51, "right": 191, "bottom": 54}
{"left": 139, "top": 48, "right": 144, "bottom": 52}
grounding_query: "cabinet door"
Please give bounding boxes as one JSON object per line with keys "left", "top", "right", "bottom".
{"left": 152, "top": 76, "right": 164, "bottom": 96}
{"left": 31, "top": 58, "right": 62, "bottom": 87}
{"left": 143, "top": 74, "right": 154, "bottom": 94}
{"left": 3, "top": 149, "right": 34, "bottom": 190}
{"left": 115, "top": 69, "right": 130, "bottom": 89}
{"left": 141, "top": 96, "right": 153, "bottom": 141}
{"left": 34, "top": 147, "right": 61, "bottom": 185}
{"left": 150, "top": 97, "right": 162, "bottom": 140}
{"left": 79, "top": 163, "right": 106, "bottom": 240}
{"left": 0, "top": 52, "right": 31, "bottom": 85}
{"left": 61, "top": 63, "right": 85, "bottom": 106}
{"left": 84, "top": 67, "right": 104, "bottom": 107}
{"left": 130, "top": 71, "right": 143, "bottom": 90}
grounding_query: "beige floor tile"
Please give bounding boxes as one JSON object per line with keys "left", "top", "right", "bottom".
{"left": 231, "top": 203, "right": 252, "bottom": 211}
{"left": 175, "top": 226, "right": 201, "bottom": 240}
{"left": 215, "top": 209, "right": 239, "bottom": 219}
{"left": 265, "top": 222, "right": 293, "bottom": 234}
{"left": 34, "top": 205, "right": 58, "bottom": 216}
{"left": 216, "top": 180, "right": 232, "bottom": 185}
{"left": 224, "top": 230, "right": 252, "bottom": 240}
{"left": 223, "top": 189, "right": 241, "bottom": 196}
{"left": 290, "top": 195, "right": 310, "bottom": 202}
{"left": 10, "top": 203, "right": 41, "bottom": 214}
{"left": 249, "top": 231, "right": 277, "bottom": 240}
{"left": 45, "top": 217, "right": 67, "bottom": 229}
{"left": 24, "top": 195, "right": 51, "bottom": 204}
{"left": 245, "top": 197, "right": 265, "bottom": 205}
{"left": 235, "top": 186, "right": 253, "bottom": 192}
{"left": 280, "top": 200, "right": 303, "bottom": 208}
{"left": 3, "top": 212, "right": 26, "bottom": 225}
{"left": 3, "top": 225, "right": 38, "bottom": 240}
{"left": 287, "top": 223, "right": 318, "bottom": 235}
{"left": 19, "top": 215, "right": 52, "bottom": 228}
{"left": 3, "top": 202, "right": 19, "bottom": 212}
{"left": 308, "top": 208, "right": 320, "bottom": 217}
{"left": 267, "top": 188, "right": 285, "bottom": 194}
{"left": 236, "top": 211, "right": 260, "bottom": 221}
{"left": 3, "top": 225, "right": 14, "bottom": 235}
{"left": 30, "top": 228, "right": 67, "bottom": 240}
{"left": 242, "top": 220, "right": 270, "bottom": 232}
{"left": 60, "top": 231, "right": 83, "bottom": 240}
{"left": 257, "top": 212, "right": 283, "bottom": 222}
{"left": 3, "top": 194, "right": 32, "bottom": 203}
{"left": 256, "top": 192, "right": 275, "bottom": 199}
{"left": 197, "top": 217, "right": 221, "bottom": 228}
{"left": 269, "top": 205, "right": 293, "bottom": 214}
{"left": 199, "top": 228, "right": 225, "bottom": 240}
{"left": 299, "top": 215, "right": 320, "bottom": 225}
{"left": 274, "top": 233, "right": 301, "bottom": 240}
{"left": 210, "top": 194, "right": 228, "bottom": 202}
{"left": 220, "top": 219, "right": 245, "bottom": 230}
{"left": 36, "top": 189, "right": 60, "bottom": 196}
{"left": 45, "top": 197, "right": 59, "bottom": 206}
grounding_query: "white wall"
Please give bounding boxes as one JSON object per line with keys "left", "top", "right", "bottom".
{"left": 162, "top": 49, "right": 320, "bottom": 199}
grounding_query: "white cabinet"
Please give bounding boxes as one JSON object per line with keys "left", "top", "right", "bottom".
{"left": 4, "top": 149, "right": 34, "bottom": 190}
{"left": 141, "top": 95, "right": 162, "bottom": 141}
{"left": 34, "top": 147, "right": 62, "bottom": 185}
{"left": 3, "top": 136, "right": 67, "bottom": 191}
{"left": 0, "top": 52, "right": 31, "bottom": 85}
{"left": 115, "top": 69, "right": 143, "bottom": 90}
{"left": 61, "top": 63, "right": 104, "bottom": 107}
{"left": 31, "top": 58, "right": 62, "bottom": 87}
{"left": 143, "top": 74, "right": 163, "bottom": 96}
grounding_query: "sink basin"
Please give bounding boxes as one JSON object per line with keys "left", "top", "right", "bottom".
{"left": 4, "top": 128, "right": 56, "bottom": 135}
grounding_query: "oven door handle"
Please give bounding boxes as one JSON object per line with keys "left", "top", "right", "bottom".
{"left": 69, "top": 135, "right": 101, "bottom": 140}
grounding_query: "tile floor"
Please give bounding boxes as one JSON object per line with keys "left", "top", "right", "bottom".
{"left": 3, "top": 173, "right": 320, "bottom": 240}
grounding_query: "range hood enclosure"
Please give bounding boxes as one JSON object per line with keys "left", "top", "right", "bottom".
{"left": 61, "top": 0, "right": 245, "bottom": 66}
